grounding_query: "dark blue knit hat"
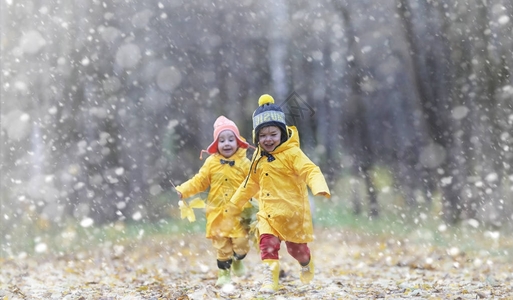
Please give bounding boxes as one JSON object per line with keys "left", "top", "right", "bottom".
{"left": 252, "top": 94, "right": 287, "bottom": 144}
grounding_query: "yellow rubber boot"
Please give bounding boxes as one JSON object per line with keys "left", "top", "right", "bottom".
{"left": 259, "top": 259, "right": 279, "bottom": 293}
{"left": 299, "top": 256, "right": 314, "bottom": 284}
{"left": 215, "top": 269, "right": 231, "bottom": 286}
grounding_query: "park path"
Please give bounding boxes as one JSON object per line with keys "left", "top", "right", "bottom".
{"left": 1, "top": 228, "right": 512, "bottom": 299}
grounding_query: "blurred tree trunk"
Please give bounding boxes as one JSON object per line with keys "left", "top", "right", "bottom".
{"left": 463, "top": 1, "right": 504, "bottom": 224}
{"left": 267, "top": 0, "right": 290, "bottom": 101}
{"left": 323, "top": 13, "right": 348, "bottom": 182}
{"left": 395, "top": 0, "right": 426, "bottom": 209}
{"left": 333, "top": 1, "right": 380, "bottom": 217}
{"left": 490, "top": 2, "right": 513, "bottom": 221}
{"left": 397, "top": 0, "right": 466, "bottom": 223}
{"left": 436, "top": 1, "right": 493, "bottom": 224}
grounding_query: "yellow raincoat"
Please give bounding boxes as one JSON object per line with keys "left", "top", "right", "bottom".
{"left": 229, "top": 126, "right": 330, "bottom": 243}
{"left": 176, "top": 147, "right": 254, "bottom": 238}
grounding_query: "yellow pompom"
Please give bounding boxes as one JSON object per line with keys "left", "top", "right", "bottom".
{"left": 258, "top": 94, "right": 275, "bottom": 106}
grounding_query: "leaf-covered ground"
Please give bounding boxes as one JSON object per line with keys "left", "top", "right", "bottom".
{"left": 1, "top": 228, "right": 513, "bottom": 299}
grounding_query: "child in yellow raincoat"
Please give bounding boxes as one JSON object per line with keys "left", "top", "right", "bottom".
{"left": 175, "top": 116, "right": 256, "bottom": 287}
{"left": 224, "top": 94, "right": 331, "bottom": 294}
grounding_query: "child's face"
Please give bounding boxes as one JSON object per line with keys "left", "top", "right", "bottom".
{"left": 258, "top": 126, "right": 281, "bottom": 152}
{"left": 217, "top": 130, "right": 238, "bottom": 158}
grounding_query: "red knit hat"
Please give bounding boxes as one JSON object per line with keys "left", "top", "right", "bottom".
{"left": 206, "top": 116, "right": 249, "bottom": 154}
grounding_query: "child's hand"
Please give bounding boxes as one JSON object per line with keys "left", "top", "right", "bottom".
{"left": 169, "top": 180, "right": 182, "bottom": 199}
{"left": 316, "top": 191, "right": 330, "bottom": 198}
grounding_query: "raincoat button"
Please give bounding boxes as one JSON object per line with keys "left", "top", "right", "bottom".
{"left": 265, "top": 173, "right": 268, "bottom": 176}
{"left": 267, "top": 193, "right": 270, "bottom": 196}
{"left": 225, "top": 178, "right": 228, "bottom": 181}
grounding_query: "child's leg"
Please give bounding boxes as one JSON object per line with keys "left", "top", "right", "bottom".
{"left": 285, "top": 241, "right": 314, "bottom": 284}
{"left": 212, "top": 236, "right": 234, "bottom": 265}
{"left": 211, "top": 236, "right": 233, "bottom": 286}
{"left": 259, "top": 234, "right": 281, "bottom": 260}
{"left": 284, "top": 241, "right": 310, "bottom": 264}
{"left": 231, "top": 237, "right": 250, "bottom": 276}
{"left": 232, "top": 236, "right": 250, "bottom": 259}
{"left": 258, "top": 234, "right": 281, "bottom": 293}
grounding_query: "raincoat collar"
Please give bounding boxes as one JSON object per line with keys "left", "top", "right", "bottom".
{"left": 246, "top": 126, "right": 298, "bottom": 183}
{"left": 262, "top": 125, "right": 299, "bottom": 155}
{"left": 213, "top": 146, "right": 248, "bottom": 162}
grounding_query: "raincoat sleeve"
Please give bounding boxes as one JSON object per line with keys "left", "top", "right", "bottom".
{"left": 239, "top": 157, "right": 254, "bottom": 210}
{"left": 175, "top": 158, "right": 211, "bottom": 199}
{"left": 229, "top": 172, "right": 260, "bottom": 210}
{"left": 293, "top": 148, "right": 331, "bottom": 198}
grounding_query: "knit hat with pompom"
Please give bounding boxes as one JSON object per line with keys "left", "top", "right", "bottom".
{"left": 206, "top": 116, "right": 249, "bottom": 155}
{"left": 252, "top": 94, "right": 287, "bottom": 144}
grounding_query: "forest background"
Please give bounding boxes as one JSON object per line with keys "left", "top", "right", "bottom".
{"left": 2, "top": 0, "right": 513, "bottom": 260}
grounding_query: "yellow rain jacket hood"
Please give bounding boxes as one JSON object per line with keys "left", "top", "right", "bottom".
{"left": 230, "top": 126, "right": 330, "bottom": 243}
{"left": 176, "top": 147, "right": 254, "bottom": 238}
